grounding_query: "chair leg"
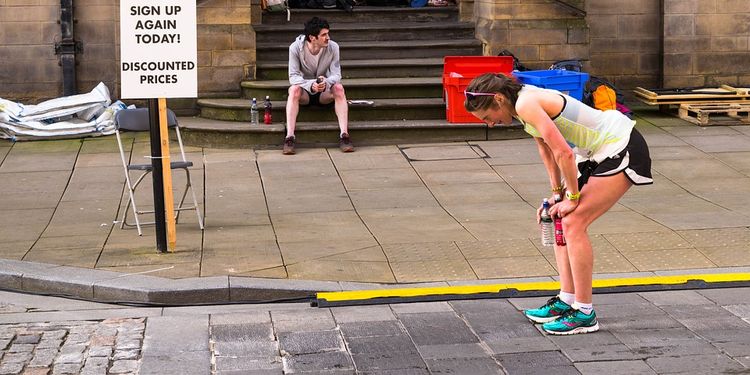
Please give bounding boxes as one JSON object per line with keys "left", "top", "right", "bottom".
{"left": 122, "top": 171, "right": 150, "bottom": 236}
{"left": 175, "top": 171, "right": 191, "bottom": 224}
{"left": 184, "top": 168, "right": 204, "bottom": 230}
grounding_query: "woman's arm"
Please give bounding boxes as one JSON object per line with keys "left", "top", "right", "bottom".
{"left": 517, "top": 95, "right": 580, "bottom": 216}
{"left": 534, "top": 137, "right": 563, "bottom": 193}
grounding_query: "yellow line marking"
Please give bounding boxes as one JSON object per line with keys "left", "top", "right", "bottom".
{"left": 316, "top": 273, "right": 750, "bottom": 303}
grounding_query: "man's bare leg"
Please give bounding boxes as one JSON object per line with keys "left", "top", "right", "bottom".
{"left": 319, "top": 83, "right": 348, "bottom": 135}
{"left": 286, "top": 85, "right": 310, "bottom": 138}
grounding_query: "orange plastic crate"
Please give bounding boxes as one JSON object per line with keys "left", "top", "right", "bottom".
{"left": 443, "top": 56, "right": 514, "bottom": 123}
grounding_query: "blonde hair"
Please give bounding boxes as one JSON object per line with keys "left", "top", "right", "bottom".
{"left": 463, "top": 73, "right": 523, "bottom": 112}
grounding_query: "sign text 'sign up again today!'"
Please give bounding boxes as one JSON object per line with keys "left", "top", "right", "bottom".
{"left": 120, "top": 1, "right": 197, "bottom": 99}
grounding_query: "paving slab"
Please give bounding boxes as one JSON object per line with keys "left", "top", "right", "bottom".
{"left": 648, "top": 145, "right": 711, "bottom": 160}
{"left": 398, "top": 312, "right": 479, "bottom": 345}
{"left": 349, "top": 186, "right": 439, "bottom": 210}
{"left": 0, "top": 171, "right": 70, "bottom": 210}
{"left": 455, "top": 238, "right": 540, "bottom": 259}
{"left": 574, "top": 360, "right": 656, "bottom": 375}
{"left": 418, "top": 168, "right": 503, "bottom": 186}
{"left": 495, "top": 351, "right": 577, "bottom": 375}
{"left": 623, "top": 248, "right": 716, "bottom": 271}
{"left": 382, "top": 242, "right": 462, "bottom": 263}
{"left": 646, "top": 353, "right": 745, "bottom": 374}
{"left": 710, "top": 151, "right": 750, "bottom": 175}
{"left": 287, "top": 259, "right": 395, "bottom": 283}
{"left": 330, "top": 152, "right": 411, "bottom": 170}
{"left": 10, "top": 139, "right": 81, "bottom": 153}
{"left": 401, "top": 144, "right": 482, "bottom": 161}
{"left": 272, "top": 211, "right": 373, "bottom": 243}
{"left": 201, "top": 240, "right": 283, "bottom": 276}
{"left": 0, "top": 151, "right": 78, "bottom": 173}
{"left": 468, "top": 256, "right": 555, "bottom": 279}
{"left": 339, "top": 168, "right": 424, "bottom": 190}
{"left": 429, "top": 182, "right": 521, "bottom": 205}
{"left": 0, "top": 241, "right": 34, "bottom": 260}
{"left": 358, "top": 206, "right": 474, "bottom": 244}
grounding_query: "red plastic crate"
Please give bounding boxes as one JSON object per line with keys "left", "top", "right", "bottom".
{"left": 443, "top": 56, "right": 514, "bottom": 123}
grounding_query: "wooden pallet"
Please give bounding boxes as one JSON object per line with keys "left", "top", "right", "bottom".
{"left": 634, "top": 85, "right": 750, "bottom": 105}
{"left": 678, "top": 102, "right": 750, "bottom": 126}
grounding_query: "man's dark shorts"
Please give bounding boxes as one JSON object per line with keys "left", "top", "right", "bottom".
{"left": 303, "top": 91, "right": 335, "bottom": 108}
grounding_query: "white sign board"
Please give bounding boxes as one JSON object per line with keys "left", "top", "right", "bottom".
{"left": 120, "top": 1, "right": 197, "bottom": 99}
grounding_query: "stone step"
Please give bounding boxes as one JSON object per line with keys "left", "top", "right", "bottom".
{"left": 178, "top": 116, "right": 526, "bottom": 148}
{"left": 198, "top": 97, "right": 446, "bottom": 122}
{"left": 256, "top": 39, "right": 482, "bottom": 60}
{"left": 261, "top": 6, "right": 459, "bottom": 24}
{"left": 240, "top": 77, "right": 443, "bottom": 100}
{"left": 256, "top": 57, "right": 445, "bottom": 80}
{"left": 254, "top": 21, "right": 475, "bottom": 43}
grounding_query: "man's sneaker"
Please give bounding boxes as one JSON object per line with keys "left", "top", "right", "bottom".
{"left": 282, "top": 136, "right": 295, "bottom": 155}
{"left": 542, "top": 308, "right": 599, "bottom": 335}
{"left": 339, "top": 133, "right": 354, "bottom": 153}
{"left": 524, "top": 296, "right": 573, "bottom": 323}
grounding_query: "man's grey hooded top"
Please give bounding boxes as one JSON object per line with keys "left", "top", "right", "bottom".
{"left": 288, "top": 34, "right": 342, "bottom": 94}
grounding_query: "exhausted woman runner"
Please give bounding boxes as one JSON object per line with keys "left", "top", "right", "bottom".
{"left": 464, "top": 73, "right": 652, "bottom": 335}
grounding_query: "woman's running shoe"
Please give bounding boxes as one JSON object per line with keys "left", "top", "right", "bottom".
{"left": 524, "top": 296, "right": 573, "bottom": 324}
{"left": 542, "top": 308, "right": 599, "bottom": 335}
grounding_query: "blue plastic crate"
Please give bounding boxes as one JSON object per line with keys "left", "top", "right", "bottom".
{"left": 512, "top": 70, "right": 589, "bottom": 101}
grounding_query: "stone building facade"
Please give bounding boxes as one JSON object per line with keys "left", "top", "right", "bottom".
{"left": 0, "top": 0, "right": 748, "bottom": 102}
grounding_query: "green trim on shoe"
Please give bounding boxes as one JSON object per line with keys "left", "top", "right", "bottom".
{"left": 524, "top": 296, "right": 573, "bottom": 324}
{"left": 542, "top": 308, "right": 599, "bottom": 335}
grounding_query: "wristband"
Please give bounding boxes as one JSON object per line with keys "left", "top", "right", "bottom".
{"left": 551, "top": 185, "right": 564, "bottom": 193}
{"left": 565, "top": 191, "right": 580, "bottom": 201}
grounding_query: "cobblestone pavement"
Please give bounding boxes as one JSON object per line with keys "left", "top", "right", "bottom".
{"left": 2, "top": 287, "right": 750, "bottom": 374}
{"left": 0, "top": 317, "right": 143, "bottom": 375}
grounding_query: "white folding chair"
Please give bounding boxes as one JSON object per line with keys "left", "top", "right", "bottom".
{"left": 114, "top": 108, "right": 204, "bottom": 236}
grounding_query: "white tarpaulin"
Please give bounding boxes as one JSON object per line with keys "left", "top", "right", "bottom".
{"left": 0, "top": 82, "right": 126, "bottom": 141}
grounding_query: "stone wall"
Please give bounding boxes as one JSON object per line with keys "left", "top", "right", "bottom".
{"left": 586, "top": 0, "right": 661, "bottom": 90}
{"left": 196, "top": 0, "right": 256, "bottom": 98}
{"left": 473, "top": 0, "right": 589, "bottom": 70}
{"left": 0, "top": 0, "right": 62, "bottom": 102}
{"left": 0, "top": 0, "right": 257, "bottom": 104}
{"left": 663, "top": 0, "right": 750, "bottom": 88}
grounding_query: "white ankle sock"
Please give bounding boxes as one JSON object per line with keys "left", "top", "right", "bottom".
{"left": 558, "top": 291, "right": 575, "bottom": 306}
{"left": 573, "top": 301, "right": 593, "bottom": 315}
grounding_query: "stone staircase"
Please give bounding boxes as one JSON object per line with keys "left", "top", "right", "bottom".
{"left": 183, "top": 6, "right": 525, "bottom": 148}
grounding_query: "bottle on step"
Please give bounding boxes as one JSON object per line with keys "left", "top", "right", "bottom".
{"left": 264, "top": 96, "right": 272, "bottom": 125}
{"left": 250, "top": 97, "right": 259, "bottom": 126}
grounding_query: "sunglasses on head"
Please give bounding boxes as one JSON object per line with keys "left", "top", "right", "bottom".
{"left": 464, "top": 91, "right": 496, "bottom": 101}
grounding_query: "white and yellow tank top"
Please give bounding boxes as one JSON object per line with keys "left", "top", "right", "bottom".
{"left": 517, "top": 85, "right": 635, "bottom": 163}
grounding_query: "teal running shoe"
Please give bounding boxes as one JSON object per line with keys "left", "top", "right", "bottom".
{"left": 542, "top": 308, "right": 599, "bottom": 335}
{"left": 524, "top": 296, "right": 573, "bottom": 324}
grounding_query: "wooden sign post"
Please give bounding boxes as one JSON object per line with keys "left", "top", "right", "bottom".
{"left": 158, "top": 98, "right": 177, "bottom": 250}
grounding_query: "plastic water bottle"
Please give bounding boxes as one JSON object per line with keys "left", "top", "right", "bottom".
{"left": 540, "top": 198, "right": 554, "bottom": 247}
{"left": 263, "top": 96, "right": 272, "bottom": 125}
{"left": 250, "top": 98, "right": 259, "bottom": 126}
{"left": 553, "top": 194, "right": 566, "bottom": 246}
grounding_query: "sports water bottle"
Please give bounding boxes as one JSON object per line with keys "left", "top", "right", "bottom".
{"left": 250, "top": 98, "right": 259, "bottom": 126}
{"left": 540, "top": 198, "right": 554, "bottom": 247}
{"left": 263, "top": 96, "right": 272, "bottom": 125}
{"left": 553, "top": 194, "right": 566, "bottom": 246}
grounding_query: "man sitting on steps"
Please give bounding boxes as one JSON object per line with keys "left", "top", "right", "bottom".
{"left": 284, "top": 16, "right": 353, "bottom": 155}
